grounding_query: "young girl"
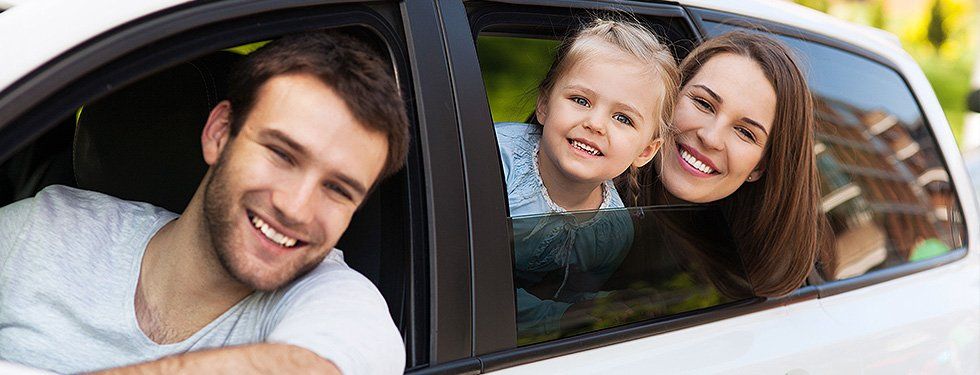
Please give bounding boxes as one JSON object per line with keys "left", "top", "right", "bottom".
{"left": 494, "top": 18, "right": 679, "bottom": 341}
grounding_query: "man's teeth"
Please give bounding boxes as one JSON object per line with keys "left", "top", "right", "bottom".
{"left": 572, "top": 140, "right": 601, "bottom": 156}
{"left": 251, "top": 216, "right": 298, "bottom": 247}
{"left": 680, "top": 149, "right": 715, "bottom": 174}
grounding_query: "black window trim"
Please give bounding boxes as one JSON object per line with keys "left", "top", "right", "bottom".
{"left": 687, "top": 7, "right": 970, "bottom": 298}
{"left": 0, "top": 0, "right": 440, "bottom": 369}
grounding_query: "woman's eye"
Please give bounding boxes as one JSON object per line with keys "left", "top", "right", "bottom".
{"left": 613, "top": 113, "right": 634, "bottom": 126}
{"left": 571, "top": 96, "right": 590, "bottom": 107}
{"left": 736, "top": 127, "right": 757, "bottom": 143}
{"left": 690, "top": 95, "right": 713, "bottom": 112}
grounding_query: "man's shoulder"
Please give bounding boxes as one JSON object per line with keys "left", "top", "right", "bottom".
{"left": 32, "top": 185, "right": 176, "bottom": 224}
{"left": 286, "top": 249, "right": 378, "bottom": 294}
{"left": 264, "top": 248, "right": 405, "bottom": 374}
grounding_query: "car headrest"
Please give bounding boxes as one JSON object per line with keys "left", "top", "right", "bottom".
{"left": 73, "top": 52, "right": 241, "bottom": 213}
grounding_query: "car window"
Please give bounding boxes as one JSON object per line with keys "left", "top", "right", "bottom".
{"left": 0, "top": 18, "right": 425, "bottom": 368}
{"left": 477, "top": 29, "right": 754, "bottom": 345}
{"left": 703, "top": 22, "right": 967, "bottom": 282}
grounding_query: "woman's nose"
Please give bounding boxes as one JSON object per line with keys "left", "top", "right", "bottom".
{"left": 697, "top": 120, "right": 727, "bottom": 151}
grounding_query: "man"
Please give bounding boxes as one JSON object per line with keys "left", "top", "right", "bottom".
{"left": 0, "top": 31, "right": 409, "bottom": 374}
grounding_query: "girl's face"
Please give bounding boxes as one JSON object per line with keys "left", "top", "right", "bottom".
{"left": 659, "top": 53, "right": 776, "bottom": 203}
{"left": 536, "top": 46, "right": 663, "bottom": 189}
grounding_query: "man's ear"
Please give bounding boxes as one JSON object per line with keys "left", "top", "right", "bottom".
{"left": 632, "top": 137, "right": 664, "bottom": 168}
{"left": 535, "top": 95, "right": 549, "bottom": 125}
{"left": 202, "top": 100, "right": 233, "bottom": 166}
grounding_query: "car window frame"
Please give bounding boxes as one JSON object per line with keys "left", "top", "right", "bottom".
{"left": 425, "top": 2, "right": 824, "bottom": 373}
{"left": 0, "top": 0, "right": 436, "bottom": 369}
{"left": 686, "top": 7, "right": 970, "bottom": 298}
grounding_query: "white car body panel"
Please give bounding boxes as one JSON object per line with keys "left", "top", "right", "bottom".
{"left": 501, "top": 0, "right": 980, "bottom": 373}
{"left": 0, "top": 0, "right": 188, "bottom": 91}
{"left": 0, "top": 0, "right": 975, "bottom": 373}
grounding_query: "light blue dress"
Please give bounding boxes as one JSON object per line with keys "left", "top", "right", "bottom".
{"left": 496, "top": 122, "right": 634, "bottom": 339}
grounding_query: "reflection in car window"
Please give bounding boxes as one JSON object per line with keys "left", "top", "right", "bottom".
{"left": 512, "top": 206, "right": 752, "bottom": 345}
{"left": 705, "top": 22, "right": 967, "bottom": 281}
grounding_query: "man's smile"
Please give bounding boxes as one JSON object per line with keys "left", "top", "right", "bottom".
{"left": 246, "top": 210, "right": 307, "bottom": 249}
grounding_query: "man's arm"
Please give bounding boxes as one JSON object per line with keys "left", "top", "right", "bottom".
{"left": 92, "top": 343, "right": 340, "bottom": 375}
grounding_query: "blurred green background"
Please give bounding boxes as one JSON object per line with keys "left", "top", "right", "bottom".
{"left": 796, "top": 0, "right": 977, "bottom": 145}
{"left": 478, "top": 36, "right": 558, "bottom": 123}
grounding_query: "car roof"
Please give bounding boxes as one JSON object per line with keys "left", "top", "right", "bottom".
{"left": 0, "top": 0, "right": 189, "bottom": 92}
{"left": 678, "top": 0, "right": 904, "bottom": 59}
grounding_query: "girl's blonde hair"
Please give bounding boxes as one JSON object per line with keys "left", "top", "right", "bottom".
{"left": 529, "top": 18, "right": 680, "bottom": 206}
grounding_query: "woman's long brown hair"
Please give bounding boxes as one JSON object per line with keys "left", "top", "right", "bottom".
{"left": 640, "top": 31, "right": 833, "bottom": 297}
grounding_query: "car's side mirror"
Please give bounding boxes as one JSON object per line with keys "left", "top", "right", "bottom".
{"left": 968, "top": 89, "right": 980, "bottom": 113}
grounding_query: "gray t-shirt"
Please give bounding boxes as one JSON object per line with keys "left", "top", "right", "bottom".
{"left": 0, "top": 185, "right": 404, "bottom": 374}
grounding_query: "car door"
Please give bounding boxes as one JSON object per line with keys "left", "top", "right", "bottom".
{"left": 691, "top": 8, "right": 980, "bottom": 374}
{"left": 416, "top": 1, "right": 978, "bottom": 373}
{"left": 0, "top": 0, "right": 446, "bottom": 371}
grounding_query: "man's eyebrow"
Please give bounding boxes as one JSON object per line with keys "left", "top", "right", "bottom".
{"left": 692, "top": 84, "right": 722, "bottom": 104}
{"left": 336, "top": 172, "right": 368, "bottom": 199}
{"left": 262, "top": 129, "right": 310, "bottom": 159}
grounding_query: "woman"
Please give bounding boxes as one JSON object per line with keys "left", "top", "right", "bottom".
{"left": 634, "top": 31, "right": 831, "bottom": 297}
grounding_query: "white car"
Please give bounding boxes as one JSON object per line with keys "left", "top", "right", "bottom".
{"left": 0, "top": 0, "right": 976, "bottom": 374}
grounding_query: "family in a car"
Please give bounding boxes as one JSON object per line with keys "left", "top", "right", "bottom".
{"left": 0, "top": 17, "right": 828, "bottom": 375}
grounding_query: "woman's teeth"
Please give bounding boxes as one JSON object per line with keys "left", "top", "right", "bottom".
{"left": 571, "top": 140, "right": 602, "bottom": 156}
{"left": 680, "top": 148, "right": 715, "bottom": 174}
{"left": 251, "top": 216, "right": 298, "bottom": 248}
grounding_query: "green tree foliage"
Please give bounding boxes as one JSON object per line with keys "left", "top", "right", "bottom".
{"left": 795, "top": 0, "right": 831, "bottom": 13}
{"left": 927, "top": 0, "right": 948, "bottom": 51}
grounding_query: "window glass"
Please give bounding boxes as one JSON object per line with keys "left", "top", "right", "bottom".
{"left": 478, "top": 33, "right": 753, "bottom": 346}
{"left": 510, "top": 206, "right": 750, "bottom": 345}
{"left": 704, "top": 22, "right": 967, "bottom": 281}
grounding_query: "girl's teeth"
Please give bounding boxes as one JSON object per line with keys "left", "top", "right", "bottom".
{"left": 573, "top": 141, "right": 600, "bottom": 156}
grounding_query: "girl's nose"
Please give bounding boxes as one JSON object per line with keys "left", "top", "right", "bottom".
{"left": 582, "top": 113, "right": 606, "bottom": 135}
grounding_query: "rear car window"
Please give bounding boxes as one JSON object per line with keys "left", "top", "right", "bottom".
{"left": 703, "top": 22, "right": 968, "bottom": 282}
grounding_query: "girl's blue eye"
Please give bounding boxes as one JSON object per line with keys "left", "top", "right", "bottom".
{"left": 613, "top": 113, "right": 634, "bottom": 126}
{"left": 571, "top": 96, "right": 590, "bottom": 107}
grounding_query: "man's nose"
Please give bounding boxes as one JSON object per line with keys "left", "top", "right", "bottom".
{"left": 273, "top": 174, "right": 318, "bottom": 225}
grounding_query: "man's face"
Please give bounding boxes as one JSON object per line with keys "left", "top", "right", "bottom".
{"left": 202, "top": 73, "right": 388, "bottom": 291}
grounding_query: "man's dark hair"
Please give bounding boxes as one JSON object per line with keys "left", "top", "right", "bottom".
{"left": 227, "top": 30, "right": 410, "bottom": 179}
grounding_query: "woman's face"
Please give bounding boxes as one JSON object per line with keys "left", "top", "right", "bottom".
{"left": 659, "top": 53, "right": 777, "bottom": 203}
